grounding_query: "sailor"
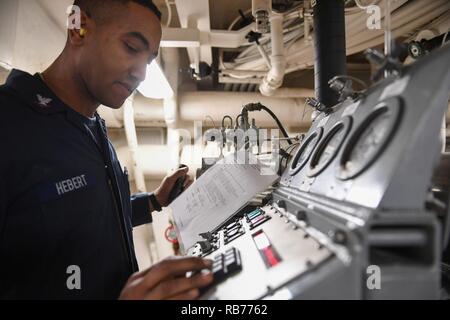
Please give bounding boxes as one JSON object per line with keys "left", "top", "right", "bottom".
{"left": 0, "top": 0, "right": 213, "bottom": 299}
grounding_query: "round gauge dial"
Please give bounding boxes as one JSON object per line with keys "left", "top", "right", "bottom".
{"left": 338, "top": 99, "right": 402, "bottom": 180}
{"left": 308, "top": 117, "right": 352, "bottom": 177}
{"left": 289, "top": 127, "right": 323, "bottom": 176}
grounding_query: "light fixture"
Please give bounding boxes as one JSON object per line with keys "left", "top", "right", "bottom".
{"left": 137, "top": 60, "right": 174, "bottom": 99}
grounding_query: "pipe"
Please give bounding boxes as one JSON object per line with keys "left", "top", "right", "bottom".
{"left": 302, "top": 0, "right": 313, "bottom": 43}
{"left": 313, "top": 0, "right": 347, "bottom": 107}
{"left": 260, "top": 13, "right": 286, "bottom": 96}
{"left": 265, "top": 87, "right": 314, "bottom": 98}
{"left": 179, "top": 91, "right": 309, "bottom": 127}
{"left": 107, "top": 91, "right": 449, "bottom": 130}
{"left": 221, "top": 69, "right": 268, "bottom": 77}
{"left": 165, "top": 97, "right": 181, "bottom": 170}
{"left": 348, "top": 3, "right": 450, "bottom": 53}
{"left": 163, "top": 0, "right": 445, "bottom": 83}
{"left": 108, "top": 95, "right": 166, "bottom": 126}
{"left": 162, "top": 48, "right": 181, "bottom": 171}
{"left": 123, "top": 94, "right": 147, "bottom": 193}
{"left": 232, "top": 0, "right": 446, "bottom": 74}
{"left": 124, "top": 97, "right": 160, "bottom": 269}
{"left": 348, "top": 0, "right": 447, "bottom": 50}
{"left": 108, "top": 91, "right": 315, "bottom": 127}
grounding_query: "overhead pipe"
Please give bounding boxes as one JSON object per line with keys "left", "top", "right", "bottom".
{"left": 178, "top": 91, "right": 309, "bottom": 127}
{"left": 259, "top": 13, "right": 287, "bottom": 96}
{"left": 233, "top": 0, "right": 443, "bottom": 74}
{"left": 231, "top": 0, "right": 433, "bottom": 98}
{"left": 104, "top": 90, "right": 323, "bottom": 129}
{"left": 276, "top": 0, "right": 445, "bottom": 71}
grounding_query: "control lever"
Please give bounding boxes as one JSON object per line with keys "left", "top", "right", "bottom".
{"left": 168, "top": 164, "right": 188, "bottom": 203}
{"left": 198, "top": 241, "right": 213, "bottom": 254}
{"left": 199, "top": 232, "right": 214, "bottom": 242}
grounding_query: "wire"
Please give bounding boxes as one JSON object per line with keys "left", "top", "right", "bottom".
{"left": 228, "top": 8, "right": 253, "bottom": 31}
{"left": 235, "top": 114, "right": 243, "bottom": 127}
{"left": 204, "top": 115, "right": 216, "bottom": 128}
{"left": 260, "top": 105, "right": 292, "bottom": 145}
{"left": 222, "top": 115, "right": 233, "bottom": 128}
{"left": 243, "top": 103, "right": 293, "bottom": 145}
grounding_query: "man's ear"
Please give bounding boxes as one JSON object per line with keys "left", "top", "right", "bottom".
{"left": 68, "top": 10, "right": 90, "bottom": 46}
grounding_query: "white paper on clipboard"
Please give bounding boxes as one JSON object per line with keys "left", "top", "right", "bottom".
{"left": 169, "top": 153, "right": 279, "bottom": 252}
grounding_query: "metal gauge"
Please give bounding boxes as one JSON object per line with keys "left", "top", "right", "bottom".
{"left": 338, "top": 99, "right": 402, "bottom": 180}
{"left": 308, "top": 117, "right": 352, "bottom": 177}
{"left": 289, "top": 127, "right": 323, "bottom": 176}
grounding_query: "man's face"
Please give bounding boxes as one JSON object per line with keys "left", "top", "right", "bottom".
{"left": 78, "top": 2, "right": 162, "bottom": 108}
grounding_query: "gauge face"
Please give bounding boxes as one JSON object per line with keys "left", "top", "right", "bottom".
{"left": 289, "top": 127, "right": 323, "bottom": 176}
{"left": 308, "top": 117, "right": 352, "bottom": 177}
{"left": 338, "top": 99, "right": 402, "bottom": 180}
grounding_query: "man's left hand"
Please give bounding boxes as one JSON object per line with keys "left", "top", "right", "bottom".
{"left": 154, "top": 166, "right": 194, "bottom": 207}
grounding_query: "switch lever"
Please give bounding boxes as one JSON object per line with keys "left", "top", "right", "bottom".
{"left": 168, "top": 164, "right": 188, "bottom": 203}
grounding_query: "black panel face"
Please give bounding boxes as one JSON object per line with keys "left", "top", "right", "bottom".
{"left": 308, "top": 117, "right": 352, "bottom": 177}
{"left": 338, "top": 99, "right": 402, "bottom": 180}
{"left": 289, "top": 127, "right": 323, "bottom": 176}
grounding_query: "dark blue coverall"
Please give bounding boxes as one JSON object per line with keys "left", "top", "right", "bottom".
{"left": 0, "top": 70, "right": 156, "bottom": 299}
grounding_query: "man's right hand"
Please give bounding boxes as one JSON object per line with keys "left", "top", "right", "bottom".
{"left": 119, "top": 257, "right": 213, "bottom": 300}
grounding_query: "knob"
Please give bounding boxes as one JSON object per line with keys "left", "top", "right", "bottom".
{"left": 332, "top": 230, "right": 347, "bottom": 245}
{"left": 276, "top": 200, "right": 286, "bottom": 209}
{"left": 295, "top": 210, "right": 307, "bottom": 221}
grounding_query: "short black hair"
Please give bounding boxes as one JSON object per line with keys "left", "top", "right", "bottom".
{"left": 73, "top": 0, "right": 162, "bottom": 21}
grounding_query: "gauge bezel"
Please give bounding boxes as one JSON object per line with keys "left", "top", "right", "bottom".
{"left": 289, "top": 127, "right": 323, "bottom": 176}
{"left": 337, "top": 99, "right": 402, "bottom": 181}
{"left": 307, "top": 116, "right": 353, "bottom": 178}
